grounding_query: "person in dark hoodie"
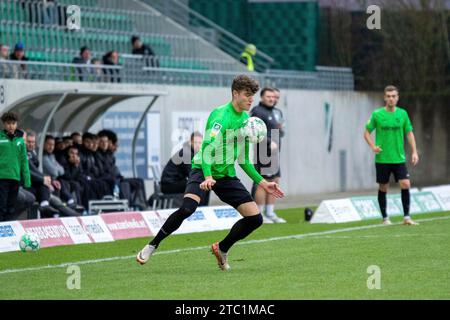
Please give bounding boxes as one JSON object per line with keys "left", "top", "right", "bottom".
{"left": 250, "top": 87, "right": 286, "bottom": 223}
{"left": 160, "top": 131, "right": 209, "bottom": 206}
{"left": 0, "top": 112, "right": 31, "bottom": 221}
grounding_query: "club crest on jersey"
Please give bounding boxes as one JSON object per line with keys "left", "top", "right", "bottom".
{"left": 210, "top": 122, "right": 222, "bottom": 138}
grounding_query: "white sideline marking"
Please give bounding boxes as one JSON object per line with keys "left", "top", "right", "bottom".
{"left": 0, "top": 215, "right": 449, "bottom": 275}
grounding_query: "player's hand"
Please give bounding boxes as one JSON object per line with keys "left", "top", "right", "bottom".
{"left": 52, "top": 180, "right": 61, "bottom": 190}
{"left": 43, "top": 176, "right": 52, "bottom": 187}
{"left": 372, "top": 146, "right": 382, "bottom": 154}
{"left": 259, "top": 180, "right": 284, "bottom": 198}
{"left": 411, "top": 152, "right": 419, "bottom": 166}
{"left": 200, "top": 176, "right": 216, "bottom": 191}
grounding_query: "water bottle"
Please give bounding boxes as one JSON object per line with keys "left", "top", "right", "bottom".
{"left": 113, "top": 185, "right": 120, "bottom": 199}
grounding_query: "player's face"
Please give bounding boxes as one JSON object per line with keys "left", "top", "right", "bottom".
{"left": 384, "top": 90, "right": 399, "bottom": 108}
{"left": 261, "top": 91, "right": 276, "bottom": 107}
{"left": 233, "top": 89, "right": 254, "bottom": 111}
{"left": 3, "top": 121, "right": 17, "bottom": 134}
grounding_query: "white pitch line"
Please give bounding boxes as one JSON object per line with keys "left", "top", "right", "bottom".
{"left": 0, "top": 215, "right": 449, "bottom": 275}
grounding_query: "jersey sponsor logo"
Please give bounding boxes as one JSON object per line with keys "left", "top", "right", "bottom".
{"left": 0, "top": 140, "right": 8, "bottom": 143}
{"left": 210, "top": 122, "right": 222, "bottom": 138}
{"left": 380, "top": 125, "right": 401, "bottom": 131}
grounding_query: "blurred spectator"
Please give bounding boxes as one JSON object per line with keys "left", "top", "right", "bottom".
{"left": 160, "top": 131, "right": 209, "bottom": 207}
{"left": 91, "top": 58, "right": 104, "bottom": 82}
{"left": 9, "top": 42, "right": 29, "bottom": 78}
{"left": 25, "top": 130, "right": 59, "bottom": 217}
{"left": 240, "top": 43, "right": 257, "bottom": 72}
{"left": 70, "top": 132, "right": 82, "bottom": 146}
{"left": 0, "top": 44, "right": 11, "bottom": 78}
{"left": 0, "top": 112, "right": 31, "bottom": 222}
{"left": 98, "top": 129, "right": 147, "bottom": 209}
{"left": 79, "top": 132, "right": 114, "bottom": 197}
{"left": 43, "top": 134, "right": 81, "bottom": 211}
{"left": 41, "top": 0, "right": 59, "bottom": 25}
{"left": 131, "top": 35, "right": 159, "bottom": 68}
{"left": 102, "top": 50, "right": 121, "bottom": 83}
{"left": 54, "top": 137, "right": 68, "bottom": 167}
{"left": 61, "top": 146, "right": 103, "bottom": 209}
{"left": 72, "top": 46, "right": 92, "bottom": 81}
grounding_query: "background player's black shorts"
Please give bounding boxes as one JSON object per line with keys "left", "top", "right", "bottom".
{"left": 185, "top": 169, "right": 254, "bottom": 209}
{"left": 375, "top": 163, "right": 410, "bottom": 184}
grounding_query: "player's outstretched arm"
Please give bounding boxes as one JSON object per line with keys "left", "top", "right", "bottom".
{"left": 407, "top": 131, "right": 419, "bottom": 165}
{"left": 259, "top": 179, "right": 284, "bottom": 199}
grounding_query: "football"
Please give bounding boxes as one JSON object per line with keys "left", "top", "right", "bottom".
{"left": 240, "top": 117, "right": 267, "bottom": 143}
{"left": 19, "top": 233, "right": 41, "bottom": 253}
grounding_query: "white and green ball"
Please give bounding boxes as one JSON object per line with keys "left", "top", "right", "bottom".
{"left": 240, "top": 117, "right": 267, "bottom": 143}
{"left": 19, "top": 233, "right": 40, "bottom": 252}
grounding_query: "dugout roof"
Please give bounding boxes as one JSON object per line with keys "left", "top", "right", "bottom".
{"left": 5, "top": 89, "right": 167, "bottom": 177}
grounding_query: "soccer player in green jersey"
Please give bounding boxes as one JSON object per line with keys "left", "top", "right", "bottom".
{"left": 136, "top": 75, "right": 285, "bottom": 270}
{"left": 364, "top": 85, "right": 419, "bottom": 226}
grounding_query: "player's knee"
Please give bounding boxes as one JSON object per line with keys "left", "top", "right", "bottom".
{"left": 178, "top": 197, "right": 198, "bottom": 218}
{"left": 400, "top": 180, "right": 410, "bottom": 189}
{"left": 379, "top": 184, "right": 389, "bottom": 192}
{"left": 245, "top": 213, "right": 263, "bottom": 229}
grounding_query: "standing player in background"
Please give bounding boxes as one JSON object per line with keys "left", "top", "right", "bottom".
{"left": 136, "top": 75, "right": 284, "bottom": 271}
{"left": 250, "top": 88, "right": 286, "bottom": 223}
{"left": 364, "top": 85, "right": 419, "bottom": 225}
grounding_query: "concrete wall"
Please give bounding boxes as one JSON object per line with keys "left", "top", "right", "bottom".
{"left": 3, "top": 79, "right": 444, "bottom": 201}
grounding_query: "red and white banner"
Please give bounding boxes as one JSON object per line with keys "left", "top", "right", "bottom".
{"left": 20, "top": 218, "right": 74, "bottom": 248}
{"left": 77, "top": 216, "right": 114, "bottom": 243}
{"left": 101, "top": 212, "right": 151, "bottom": 240}
{"left": 0, "top": 221, "right": 26, "bottom": 253}
{"left": 60, "top": 217, "right": 92, "bottom": 244}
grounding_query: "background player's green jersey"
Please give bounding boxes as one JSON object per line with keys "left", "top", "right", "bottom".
{"left": 192, "top": 102, "right": 264, "bottom": 184}
{"left": 366, "top": 106, "right": 413, "bottom": 164}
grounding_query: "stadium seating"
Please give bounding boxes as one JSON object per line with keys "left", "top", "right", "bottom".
{"left": 0, "top": 0, "right": 245, "bottom": 72}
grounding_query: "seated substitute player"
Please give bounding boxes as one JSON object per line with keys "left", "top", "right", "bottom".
{"left": 364, "top": 85, "right": 419, "bottom": 226}
{"left": 136, "top": 75, "right": 284, "bottom": 270}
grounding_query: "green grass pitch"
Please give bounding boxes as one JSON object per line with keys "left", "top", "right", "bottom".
{"left": 0, "top": 208, "right": 449, "bottom": 300}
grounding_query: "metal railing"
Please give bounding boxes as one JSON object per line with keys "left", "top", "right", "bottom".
{"left": 0, "top": 59, "right": 354, "bottom": 90}
{"left": 143, "top": 0, "right": 275, "bottom": 72}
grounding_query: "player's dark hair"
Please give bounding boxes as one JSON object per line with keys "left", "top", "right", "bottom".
{"left": 1, "top": 111, "right": 19, "bottom": 123}
{"left": 231, "top": 75, "right": 259, "bottom": 95}
{"left": 70, "top": 132, "right": 81, "bottom": 139}
{"left": 260, "top": 87, "right": 275, "bottom": 97}
{"left": 45, "top": 134, "right": 55, "bottom": 142}
{"left": 384, "top": 85, "right": 399, "bottom": 94}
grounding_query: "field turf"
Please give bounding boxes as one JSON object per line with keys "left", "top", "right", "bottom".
{"left": 0, "top": 208, "right": 449, "bottom": 300}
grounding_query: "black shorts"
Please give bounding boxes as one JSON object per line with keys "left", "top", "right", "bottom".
{"left": 184, "top": 169, "right": 254, "bottom": 209}
{"left": 375, "top": 163, "right": 410, "bottom": 184}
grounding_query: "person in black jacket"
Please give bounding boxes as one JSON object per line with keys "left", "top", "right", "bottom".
{"left": 131, "top": 35, "right": 159, "bottom": 68}
{"left": 250, "top": 87, "right": 286, "bottom": 223}
{"left": 102, "top": 50, "right": 121, "bottom": 83}
{"left": 160, "top": 132, "right": 209, "bottom": 206}
{"left": 25, "top": 130, "right": 74, "bottom": 217}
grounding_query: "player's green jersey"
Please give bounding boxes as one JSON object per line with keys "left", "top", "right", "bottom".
{"left": 365, "top": 106, "right": 413, "bottom": 164}
{"left": 192, "top": 102, "right": 264, "bottom": 184}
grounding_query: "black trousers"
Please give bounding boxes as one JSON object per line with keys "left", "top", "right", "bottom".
{"left": 14, "top": 187, "right": 36, "bottom": 220}
{"left": 0, "top": 179, "right": 20, "bottom": 222}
